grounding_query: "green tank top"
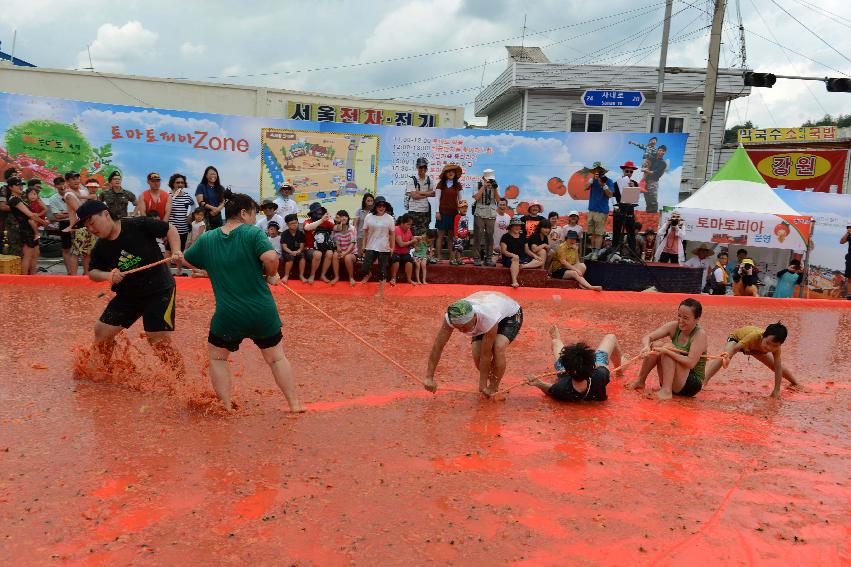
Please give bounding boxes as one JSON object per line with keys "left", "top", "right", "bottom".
{"left": 672, "top": 325, "right": 706, "bottom": 379}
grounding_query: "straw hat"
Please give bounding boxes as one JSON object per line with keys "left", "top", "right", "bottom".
{"left": 692, "top": 243, "right": 713, "bottom": 256}
{"left": 440, "top": 163, "right": 463, "bottom": 178}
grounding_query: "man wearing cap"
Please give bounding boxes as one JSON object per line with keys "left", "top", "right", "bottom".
{"left": 64, "top": 172, "right": 98, "bottom": 275}
{"left": 733, "top": 258, "right": 760, "bottom": 296}
{"left": 584, "top": 162, "right": 614, "bottom": 253}
{"left": 472, "top": 170, "right": 500, "bottom": 266}
{"left": 611, "top": 161, "right": 640, "bottom": 256}
{"left": 256, "top": 199, "right": 284, "bottom": 233}
{"left": 135, "top": 172, "right": 172, "bottom": 221}
{"left": 684, "top": 243, "right": 715, "bottom": 291}
{"left": 405, "top": 157, "right": 434, "bottom": 237}
{"left": 641, "top": 145, "right": 668, "bottom": 213}
{"left": 424, "top": 291, "right": 523, "bottom": 397}
{"left": 273, "top": 183, "right": 299, "bottom": 219}
{"left": 75, "top": 199, "right": 184, "bottom": 376}
{"left": 99, "top": 171, "right": 136, "bottom": 220}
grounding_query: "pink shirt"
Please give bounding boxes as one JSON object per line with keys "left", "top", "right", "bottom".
{"left": 334, "top": 224, "right": 356, "bottom": 251}
{"left": 394, "top": 225, "right": 413, "bottom": 254}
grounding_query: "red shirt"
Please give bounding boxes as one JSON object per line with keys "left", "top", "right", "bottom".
{"left": 304, "top": 218, "right": 334, "bottom": 248}
{"left": 394, "top": 225, "right": 413, "bottom": 254}
{"left": 438, "top": 183, "right": 461, "bottom": 214}
{"left": 142, "top": 190, "right": 169, "bottom": 219}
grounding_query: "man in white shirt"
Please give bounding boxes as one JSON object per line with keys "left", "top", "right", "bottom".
{"left": 684, "top": 243, "right": 715, "bottom": 291}
{"left": 404, "top": 157, "right": 434, "bottom": 237}
{"left": 256, "top": 199, "right": 285, "bottom": 232}
{"left": 273, "top": 183, "right": 299, "bottom": 219}
{"left": 492, "top": 198, "right": 512, "bottom": 258}
{"left": 612, "top": 161, "right": 640, "bottom": 256}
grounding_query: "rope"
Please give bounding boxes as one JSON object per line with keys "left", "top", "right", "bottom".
{"left": 279, "top": 283, "right": 479, "bottom": 395}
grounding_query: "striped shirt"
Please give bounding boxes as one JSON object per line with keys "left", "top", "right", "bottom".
{"left": 169, "top": 191, "right": 195, "bottom": 234}
{"left": 334, "top": 224, "right": 356, "bottom": 251}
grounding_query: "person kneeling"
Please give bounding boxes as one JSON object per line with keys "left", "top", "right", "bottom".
{"left": 528, "top": 325, "right": 621, "bottom": 401}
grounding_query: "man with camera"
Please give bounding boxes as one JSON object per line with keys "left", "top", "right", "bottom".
{"left": 584, "top": 162, "right": 614, "bottom": 253}
{"left": 472, "top": 169, "right": 499, "bottom": 266}
{"left": 732, "top": 258, "right": 760, "bottom": 296}
{"left": 841, "top": 226, "right": 851, "bottom": 299}
{"left": 653, "top": 211, "right": 684, "bottom": 263}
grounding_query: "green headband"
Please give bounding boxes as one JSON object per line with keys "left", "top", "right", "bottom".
{"left": 447, "top": 300, "right": 475, "bottom": 324}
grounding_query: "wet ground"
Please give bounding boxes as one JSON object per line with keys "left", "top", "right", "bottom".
{"left": 0, "top": 276, "right": 848, "bottom": 566}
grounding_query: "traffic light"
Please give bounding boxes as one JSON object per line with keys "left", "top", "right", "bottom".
{"left": 825, "top": 78, "right": 851, "bottom": 93}
{"left": 743, "top": 72, "right": 777, "bottom": 88}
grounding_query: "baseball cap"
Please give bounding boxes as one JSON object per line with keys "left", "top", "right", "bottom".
{"left": 565, "top": 230, "right": 579, "bottom": 239}
{"left": 72, "top": 200, "right": 109, "bottom": 229}
{"left": 415, "top": 157, "right": 428, "bottom": 168}
{"left": 568, "top": 210, "right": 579, "bottom": 217}
{"left": 147, "top": 172, "right": 161, "bottom": 181}
{"left": 741, "top": 258, "right": 755, "bottom": 266}
{"left": 482, "top": 169, "right": 495, "bottom": 180}
{"left": 279, "top": 183, "right": 294, "bottom": 192}
{"left": 5, "top": 176, "right": 23, "bottom": 187}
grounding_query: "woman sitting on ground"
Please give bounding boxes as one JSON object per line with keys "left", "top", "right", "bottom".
{"left": 548, "top": 230, "right": 602, "bottom": 291}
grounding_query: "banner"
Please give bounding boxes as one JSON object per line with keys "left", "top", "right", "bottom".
{"left": 737, "top": 126, "right": 837, "bottom": 144}
{"left": 666, "top": 207, "right": 812, "bottom": 251}
{"left": 747, "top": 149, "right": 847, "bottom": 193}
{"left": 0, "top": 91, "right": 688, "bottom": 218}
{"left": 286, "top": 101, "right": 439, "bottom": 127}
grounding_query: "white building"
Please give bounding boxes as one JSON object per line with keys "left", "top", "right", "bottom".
{"left": 475, "top": 47, "right": 751, "bottom": 198}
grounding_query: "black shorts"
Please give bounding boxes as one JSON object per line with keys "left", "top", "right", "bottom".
{"left": 360, "top": 250, "right": 390, "bottom": 281}
{"left": 845, "top": 255, "right": 850, "bottom": 278}
{"left": 99, "top": 286, "right": 176, "bottom": 332}
{"left": 164, "top": 232, "right": 189, "bottom": 252}
{"left": 472, "top": 308, "right": 523, "bottom": 344}
{"left": 58, "top": 220, "right": 72, "bottom": 250}
{"left": 391, "top": 252, "right": 413, "bottom": 266}
{"left": 208, "top": 330, "right": 283, "bottom": 352}
{"left": 281, "top": 251, "right": 303, "bottom": 262}
{"left": 674, "top": 371, "right": 703, "bottom": 397}
{"left": 550, "top": 268, "right": 567, "bottom": 279}
{"left": 659, "top": 252, "right": 679, "bottom": 264}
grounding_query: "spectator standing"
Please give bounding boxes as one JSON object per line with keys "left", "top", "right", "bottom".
{"left": 583, "top": 163, "right": 614, "bottom": 253}
{"left": 195, "top": 165, "right": 225, "bottom": 229}
{"left": 684, "top": 244, "right": 714, "bottom": 291}
{"left": 642, "top": 228, "right": 657, "bottom": 261}
{"left": 331, "top": 210, "right": 357, "bottom": 286}
{"left": 773, "top": 260, "right": 803, "bottom": 298}
{"left": 710, "top": 252, "right": 730, "bottom": 295}
{"left": 654, "top": 211, "right": 684, "bottom": 264}
{"left": 136, "top": 172, "right": 172, "bottom": 221}
{"left": 612, "top": 161, "right": 640, "bottom": 256}
{"left": 0, "top": 167, "right": 21, "bottom": 248}
{"left": 434, "top": 163, "right": 463, "bottom": 263}
{"left": 44, "top": 176, "right": 73, "bottom": 272}
{"left": 256, "top": 199, "right": 284, "bottom": 233}
{"left": 404, "top": 157, "right": 434, "bottom": 237}
{"left": 733, "top": 258, "right": 760, "bottom": 296}
{"left": 641, "top": 145, "right": 668, "bottom": 213}
{"left": 355, "top": 193, "right": 375, "bottom": 256}
{"left": 64, "top": 171, "right": 97, "bottom": 275}
{"left": 841, "top": 226, "right": 851, "bottom": 299}
{"left": 99, "top": 171, "right": 136, "bottom": 219}
{"left": 471, "top": 170, "right": 499, "bottom": 266}
{"left": 450, "top": 200, "right": 470, "bottom": 265}
{"left": 358, "top": 195, "right": 396, "bottom": 297}
{"left": 493, "top": 198, "right": 512, "bottom": 259}
{"left": 727, "top": 248, "right": 749, "bottom": 279}
{"left": 168, "top": 173, "right": 196, "bottom": 276}
{"left": 272, "top": 183, "right": 299, "bottom": 219}
{"left": 4, "top": 177, "right": 48, "bottom": 273}
{"left": 413, "top": 229, "right": 436, "bottom": 284}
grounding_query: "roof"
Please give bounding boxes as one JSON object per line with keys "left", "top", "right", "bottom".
{"left": 0, "top": 50, "right": 35, "bottom": 67}
{"left": 677, "top": 145, "right": 801, "bottom": 215}
{"left": 504, "top": 46, "right": 550, "bottom": 64}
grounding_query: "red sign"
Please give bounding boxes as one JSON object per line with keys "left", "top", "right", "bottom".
{"left": 746, "top": 149, "right": 847, "bottom": 193}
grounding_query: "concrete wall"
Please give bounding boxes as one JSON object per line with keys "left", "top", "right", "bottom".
{"left": 0, "top": 65, "right": 466, "bottom": 127}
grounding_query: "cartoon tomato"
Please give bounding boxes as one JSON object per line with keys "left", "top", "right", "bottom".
{"left": 515, "top": 201, "right": 530, "bottom": 215}
{"left": 567, "top": 170, "right": 594, "bottom": 200}
{"left": 547, "top": 176, "right": 567, "bottom": 196}
{"left": 504, "top": 184, "right": 520, "bottom": 199}
{"left": 774, "top": 223, "right": 791, "bottom": 243}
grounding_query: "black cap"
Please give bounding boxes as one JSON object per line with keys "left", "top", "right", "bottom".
{"left": 72, "top": 200, "right": 109, "bottom": 229}
{"left": 5, "top": 176, "right": 23, "bottom": 187}
{"left": 416, "top": 157, "right": 428, "bottom": 167}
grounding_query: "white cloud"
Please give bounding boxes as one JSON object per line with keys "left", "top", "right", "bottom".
{"left": 76, "top": 21, "right": 158, "bottom": 73}
{"left": 180, "top": 42, "right": 206, "bottom": 57}
{"left": 457, "top": 133, "right": 575, "bottom": 166}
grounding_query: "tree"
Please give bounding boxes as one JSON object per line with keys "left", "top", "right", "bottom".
{"left": 5, "top": 120, "right": 93, "bottom": 172}
{"left": 801, "top": 114, "right": 851, "bottom": 128}
{"left": 724, "top": 121, "right": 754, "bottom": 143}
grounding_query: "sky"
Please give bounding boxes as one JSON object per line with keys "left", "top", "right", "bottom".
{"left": 1, "top": 0, "right": 849, "bottom": 130}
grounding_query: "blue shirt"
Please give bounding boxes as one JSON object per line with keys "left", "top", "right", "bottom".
{"left": 195, "top": 182, "right": 222, "bottom": 207}
{"left": 588, "top": 178, "right": 614, "bottom": 214}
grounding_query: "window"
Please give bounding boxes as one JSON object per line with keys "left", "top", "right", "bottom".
{"left": 649, "top": 115, "right": 685, "bottom": 133}
{"left": 570, "top": 112, "right": 605, "bottom": 132}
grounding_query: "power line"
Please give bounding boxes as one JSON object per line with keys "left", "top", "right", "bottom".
{"left": 791, "top": 0, "right": 851, "bottom": 28}
{"left": 769, "top": 0, "right": 851, "bottom": 67}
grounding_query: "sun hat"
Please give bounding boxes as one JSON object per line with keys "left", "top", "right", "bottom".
{"left": 620, "top": 161, "right": 638, "bottom": 170}
{"left": 440, "top": 163, "right": 463, "bottom": 177}
{"left": 509, "top": 217, "right": 525, "bottom": 227}
{"left": 482, "top": 169, "right": 496, "bottom": 180}
{"left": 261, "top": 198, "right": 279, "bottom": 210}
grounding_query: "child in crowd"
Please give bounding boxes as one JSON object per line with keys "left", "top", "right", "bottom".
{"left": 527, "top": 325, "right": 622, "bottom": 401}
{"left": 356, "top": 193, "right": 374, "bottom": 257}
{"left": 332, "top": 209, "right": 357, "bottom": 286}
{"left": 24, "top": 185, "right": 47, "bottom": 243}
{"left": 703, "top": 323, "right": 798, "bottom": 398}
{"left": 280, "top": 213, "right": 306, "bottom": 284}
{"left": 549, "top": 230, "right": 602, "bottom": 291}
{"left": 547, "top": 211, "right": 563, "bottom": 244}
{"left": 413, "top": 229, "right": 437, "bottom": 284}
{"left": 500, "top": 217, "right": 543, "bottom": 288}
{"left": 390, "top": 213, "right": 420, "bottom": 285}
{"left": 266, "top": 220, "right": 282, "bottom": 257}
{"left": 184, "top": 208, "right": 208, "bottom": 278}
{"left": 451, "top": 200, "right": 470, "bottom": 265}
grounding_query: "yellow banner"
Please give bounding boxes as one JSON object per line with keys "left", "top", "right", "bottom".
{"left": 287, "top": 101, "right": 438, "bottom": 127}
{"left": 738, "top": 126, "right": 837, "bottom": 144}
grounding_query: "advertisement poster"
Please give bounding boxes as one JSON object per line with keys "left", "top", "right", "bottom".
{"left": 748, "top": 149, "right": 848, "bottom": 193}
{"left": 0, "top": 91, "right": 688, "bottom": 218}
{"left": 737, "top": 126, "right": 837, "bottom": 144}
{"left": 665, "top": 207, "right": 812, "bottom": 251}
{"left": 777, "top": 189, "right": 851, "bottom": 298}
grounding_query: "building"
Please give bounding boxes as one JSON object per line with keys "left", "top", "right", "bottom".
{"left": 474, "top": 46, "right": 751, "bottom": 197}
{"left": 0, "top": 65, "right": 465, "bottom": 128}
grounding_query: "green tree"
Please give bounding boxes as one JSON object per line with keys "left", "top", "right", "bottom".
{"left": 724, "top": 121, "right": 755, "bottom": 143}
{"left": 801, "top": 114, "right": 851, "bottom": 128}
{"left": 4, "top": 120, "right": 93, "bottom": 172}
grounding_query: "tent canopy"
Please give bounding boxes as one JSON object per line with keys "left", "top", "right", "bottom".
{"left": 677, "top": 144, "right": 801, "bottom": 216}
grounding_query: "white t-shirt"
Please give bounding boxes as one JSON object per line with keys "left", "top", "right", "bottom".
{"left": 273, "top": 196, "right": 299, "bottom": 218}
{"left": 363, "top": 212, "right": 395, "bottom": 252}
{"left": 444, "top": 291, "right": 521, "bottom": 337}
{"left": 268, "top": 234, "right": 282, "bottom": 255}
{"left": 405, "top": 175, "right": 432, "bottom": 213}
{"left": 617, "top": 175, "right": 640, "bottom": 205}
{"left": 256, "top": 213, "right": 285, "bottom": 232}
{"left": 713, "top": 266, "right": 727, "bottom": 284}
{"left": 493, "top": 213, "right": 512, "bottom": 251}
{"left": 563, "top": 222, "right": 584, "bottom": 239}
{"left": 685, "top": 256, "right": 711, "bottom": 288}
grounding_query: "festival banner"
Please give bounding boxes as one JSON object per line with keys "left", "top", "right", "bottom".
{"left": 0, "top": 91, "right": 688, "bottom": 218}
{"left": 737, "top": 126, "right": 837, "bottom": 144}
{"left": 667, "top": 207, "right": 812, "bottom": 251}
{"left": 747, "top": 149, "right": 848, "bottom": 193}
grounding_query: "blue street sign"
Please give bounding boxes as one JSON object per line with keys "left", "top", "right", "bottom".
{"left": 582, "top": 90, "right": 645, "bottom": 108}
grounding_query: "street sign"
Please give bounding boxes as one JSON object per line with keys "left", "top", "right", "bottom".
{"left": 582, "top": 90, "right": 645, "bottom": 108}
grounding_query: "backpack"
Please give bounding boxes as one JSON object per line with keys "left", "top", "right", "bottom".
{"left": 404, "top": 175, "right": 431, "bottom": 210}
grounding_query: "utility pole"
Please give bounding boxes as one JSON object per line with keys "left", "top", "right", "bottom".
{"left": 693, "top": 0, "right": 728, "bottom": 187}
{"left": 652, "top": 0, "right": 674, "bottom": 133}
